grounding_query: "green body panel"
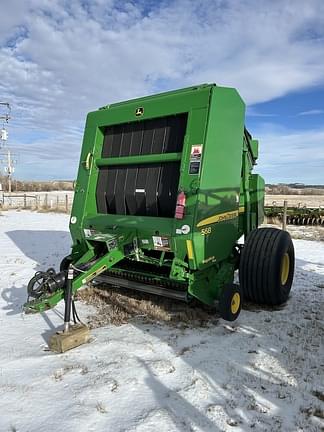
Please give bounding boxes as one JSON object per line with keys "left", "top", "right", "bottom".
{"left": 193, "top": 87, "right": 245, "bottom": 267}
{"left": 96, "top": 152, "right": 182, "bottom": 166}
{"left": 249, "top": 174, "right": 265, "bottom": 227}
{"left": 25, "top": 84, "right": 265, "bottom": 312}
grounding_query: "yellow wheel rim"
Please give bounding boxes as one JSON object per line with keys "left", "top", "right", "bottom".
{"left": 231, "top": 293, "right": 240, "bottom": 314}
{"left": 281, "top": 253, "right": 290, "bottom": 285}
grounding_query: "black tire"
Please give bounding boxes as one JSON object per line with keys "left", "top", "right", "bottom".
{"left": 239, "top": 228, "right": 294, "bottom": 305}
{"left": 219, "top": 283, "right": 242, "bottom": 321}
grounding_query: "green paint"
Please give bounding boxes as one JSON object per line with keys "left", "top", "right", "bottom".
{"left": 96, "top": 152, "right": 182, "bottom": 167}
{"left": 25, "top": 83, "right": 264, "bottom": 311}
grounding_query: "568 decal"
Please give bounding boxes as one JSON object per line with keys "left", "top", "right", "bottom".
{"left": 200, "top": 226, "right": 212, "bottom": 236}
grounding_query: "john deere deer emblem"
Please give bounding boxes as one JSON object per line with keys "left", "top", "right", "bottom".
{"left": 135, "top": 107, "right": 144, "bottom": 117}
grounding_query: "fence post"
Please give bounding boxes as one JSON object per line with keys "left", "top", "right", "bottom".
{"left": 44, "top": 194, "right": 48, "bottom": 209}
{"left": 65, "top": 194, "right": 69, "bottom": 213}
{"left": 24, "top": 194, "right": 27, "bottom": 209}
{"left": 282, "top": 200, "right": 287, "bottom": 231}
{"left": 56, "top": 195, "right": 59, "bottom": 210}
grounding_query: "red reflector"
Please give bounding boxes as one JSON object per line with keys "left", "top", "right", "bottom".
{"left": 175, "top": 191, "right": 186, "bottom": 219}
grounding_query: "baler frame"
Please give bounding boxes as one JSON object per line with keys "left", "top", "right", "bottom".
{"left": 25, "top": 84, "right": 293, "bottom": 328}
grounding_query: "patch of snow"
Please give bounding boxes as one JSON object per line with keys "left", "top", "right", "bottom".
{"left": 0, "top": 211, "right": 323, "bottom": 431}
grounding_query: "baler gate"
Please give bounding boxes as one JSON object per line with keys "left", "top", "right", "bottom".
{"left": 96, "top": 113, "right": 187, "bottom": 217}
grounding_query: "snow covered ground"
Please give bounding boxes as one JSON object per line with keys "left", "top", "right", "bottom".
{"left": 0, "top": 211, "right": 323, "bottom": 432}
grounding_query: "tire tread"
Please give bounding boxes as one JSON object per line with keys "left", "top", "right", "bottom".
{"left": 239, "top": 228, "right": 294, "bottom": 305}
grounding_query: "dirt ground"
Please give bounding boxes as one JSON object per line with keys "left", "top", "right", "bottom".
{"left": 263, "top": 222, "right": 324, "bottom": 242}
{"left": 77, "top": 286, "right": 218, "bottom": 328}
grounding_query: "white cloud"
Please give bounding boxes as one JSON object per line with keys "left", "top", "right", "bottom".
{"left": 298, "top": 109, "right": 324, "bottom": 116}
{"left": 0, "top": 0, "right": 324, "bottom": 180}
{"left": 255, "top": 126, "right": 324, "bottom": 184}
{"left": 246, "top": 107, "right": 277, "bottom": 118}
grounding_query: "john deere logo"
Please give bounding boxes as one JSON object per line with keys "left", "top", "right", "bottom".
{"left": 135, "top": 107, "right": 144, "bottom": 116}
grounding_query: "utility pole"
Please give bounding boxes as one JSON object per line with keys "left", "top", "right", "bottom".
{"left": 0, "top": 102, "right": 10, "bottom": 149}
{"left": 3, "top": 148, "right": 16, "bottom": 194}
{"left": 0, "top": 102, "right": 17, "bottom": 194}
{"left": 0, "top": 102, "right": 10, "bottom": 122}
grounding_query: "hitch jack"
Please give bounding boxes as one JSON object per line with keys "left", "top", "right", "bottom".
{"left": 48, "top": 266, "right": 90, "bottom": 353}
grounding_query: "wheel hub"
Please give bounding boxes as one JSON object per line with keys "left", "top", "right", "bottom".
{"left": 281, "top": 253, "right": 290, "bottom": 285}
{"left": 231, "top": 292, "right": 240, "bottom": 314}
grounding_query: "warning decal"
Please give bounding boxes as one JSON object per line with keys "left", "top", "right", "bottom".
{"left": 189, "top": 144, "right": 202, "bottom": 175}
{"left": 152, "top": 236, "right": 171, "bottom": 251}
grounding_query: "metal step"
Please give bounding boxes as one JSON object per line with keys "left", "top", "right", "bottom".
{"left": 94, "top": 275, "right": 189, "bottom": 302}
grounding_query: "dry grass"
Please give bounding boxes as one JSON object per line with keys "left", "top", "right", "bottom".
{"left": 77, "top": 284, "right": 218, "bottom": 329}
{"left": 286, "top": 225, "right": 324, "bottom": 241}
{"left": 262, "top": 222, "right": 324, "bottom": 241}
{"left": 37, "top": 207, "right": 70, "bottom": 214}
{"left": 0, "top": 206, "right": 70, "bottom": 214}
{"left": 265, "top": 194, "right": 324, "bottom": 208}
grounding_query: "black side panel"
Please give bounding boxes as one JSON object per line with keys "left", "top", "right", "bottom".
{"left": 125, "top": 124, "right": 143, "bottom": 215}
{"left": 158, "top": 115, "right": 188, "bottom": 217}
{"left": 105, "top": 129, "right": 122, "bottom": 214}
{"left": 135, "top": 127, "right": 155, "bottom": 214}
{"left": 96, "top": 113, "right": 187, "bottom": 217}
{"left": 145, "top": 118, "right": 167, "bottom": 216}
{"left": 114, "top": 123, "right": 132, "bottom": 214}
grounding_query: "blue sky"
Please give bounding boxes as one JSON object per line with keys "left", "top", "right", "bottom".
{"left": 0, "top": 0, "right": 324, "bottom": 184}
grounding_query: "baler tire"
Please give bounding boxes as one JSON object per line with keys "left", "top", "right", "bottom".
{"left": 219, "top": 283, "right": 242, "bottom": 321}
{"left": 239, "top": 227, "right": 294, "bottom": 305}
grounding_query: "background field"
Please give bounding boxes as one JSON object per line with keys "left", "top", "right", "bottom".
{"left": 1, "top": 191, "right": 324, "bottom": 213}
{"left": 265, "top": 194, "right": 324, "bottom": 208}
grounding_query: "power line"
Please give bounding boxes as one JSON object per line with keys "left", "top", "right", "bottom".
{"left": 0, "top": 102, "right": 11, "bottom": 122}
{"left": 0, "top": 148, "right": 17, "bottom": 194}
{"left": 0, "top": 102, "right": 18, "bottom": 194}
